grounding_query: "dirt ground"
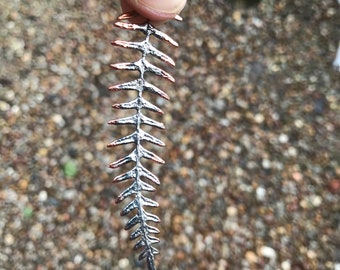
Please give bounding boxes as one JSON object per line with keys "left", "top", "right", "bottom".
{"left": 0, "top": 0, "right": 339, "bottom": 269}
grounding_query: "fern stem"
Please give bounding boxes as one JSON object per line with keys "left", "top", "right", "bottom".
{"left": 108, "top": 13, "right": 180, "bottom": 269}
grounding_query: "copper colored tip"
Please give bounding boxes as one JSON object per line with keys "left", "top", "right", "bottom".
{"left": 117, "top": 11, "right": 138, "bottom": 20}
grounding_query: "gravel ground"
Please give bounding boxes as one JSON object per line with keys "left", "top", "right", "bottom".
{"left": 0, "top": 0, "right": 339, "bottom": 269}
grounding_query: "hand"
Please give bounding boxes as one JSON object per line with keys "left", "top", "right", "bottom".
{"left": 120, "top": 0, "right": 187, "bottom": 24}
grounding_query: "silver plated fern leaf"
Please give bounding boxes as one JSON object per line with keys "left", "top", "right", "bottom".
{"left": 108, "top": 12, "right": 181, "bottom": 270}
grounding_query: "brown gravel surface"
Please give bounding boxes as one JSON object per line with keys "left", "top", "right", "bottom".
{"left": 0, "top": 0, "right": 339, "bottom": 269}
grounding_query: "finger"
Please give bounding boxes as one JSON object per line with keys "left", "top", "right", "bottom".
{"left": 120, "top": 0, "right": 186, "bottom": 24}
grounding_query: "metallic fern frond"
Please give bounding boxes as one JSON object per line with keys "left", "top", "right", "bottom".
{"left": 108, "top": 12, "right": 181, "bottom": 270}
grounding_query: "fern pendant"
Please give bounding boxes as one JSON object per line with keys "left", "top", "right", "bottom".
{"left": 108, "top": 12, "right": 181, "bottom": 269}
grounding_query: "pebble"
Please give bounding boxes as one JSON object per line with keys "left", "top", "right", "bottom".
{"left": 227, "top": 206, "right": 238, "bottom": 217}
{"left": 63, "top": 189, "right": 78, "bottom": 200}
{"left": 38, "top": 190, "right": 48, "bottom": 202}
{"left": 328, "top": 179, "right": 340, "bottom": 194}
{"left": 256, "top": 186, "right": 266, "bottom": 201}
{"left": 74, "top": 254, "right": 83, "bottom": 264}
{"left": 184, "top": 149, "right": 194, "bottom": 160}
{"left": 310, "top": 195, "right": 322, "bottom": 207}
{"left": 2, "top": 189, "right": 18, "bottom": 202}
{"left": 281, "top": 260, "right": 291, "bottom": 270}
{"left": 260, "top": 246, "right": 277, "bottom": 262}
{"left": 118, "top": 258, "right": 129, "bottom": 268}
{"left": 292, "top": 172, "right": 303, "bottom": 182}
{"left": 278, "top": 133, "right": 289, "bottom": 143}
{"left": 306, "top": 250, "right": 317, "bottom": 259}
{"left": 0, "top": 101, "right": 10, "bottom": 111}
{"left": 254, "top": 113, "right": 265, "bottom": 124}
{"left": 245, "top": 250, "right": 258, "bottom": 264}
{"left": 333, "top": 44, "right": 340, "bottom": 71}
{"left": 262, "top": 159, "right": 272, "bottom": 169}
{"left": 51, "top": 113, "right": 65, "bottom": 128}
{"left": 29, "top": 223, "right": 43, "bottom": 240}
{"left": 4, "top": 234, "right": 15, "bottom": 246}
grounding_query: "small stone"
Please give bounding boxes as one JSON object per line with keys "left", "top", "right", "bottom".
{"left": 256, "top": 186, "right": 266, "bottom": 201}
{"left": 23, "top": 207, "right": 33, "bottom": 218}
{"left": 287, "top": 146, "right": 298, "bottom": 157}
{"left": 95, "top": 141, "right": 105, "bottom": 151}
{"left": 262, "top": 159, "right": 271, "bottom": 169}
{"left": 3, "top": 188, "right": 18, "bottom": 202}
{"left": 300, "top": 199, "right": 308, "bottom": 209}
{"left": 0, "top": 100, "right": 10, "bottom": 111}
{"left": 184, "top": 149, "right": 194, "bottom": 160}
{"left": 63, "top": 160, "right": 78, "bottom": 178}
{"left": 91, "top": 61, "right": 101, "bottom": 75}
{"left": 37, "top": 147, "right": 48, "bottom": 157}
{"left": 294, "top": 119, "right": 304, "bottom": 128}
{"left": 4, "top": 234, "right": 15, "bottom": 246}
{"left": 292, "top": 172, "right": 303, "bottom": 182}
{"left": 232, "top": 10, "right": 242, "bottom": 24}
{"left": 245, "top": 250, "right": 258, "bottom": 264}
{"left": 310, "top": 195, "right": 322, "bottom": 207}
{"left": 328, "top": 179, "right": 340, "bottom": 194}
{"left": 118, "top": 258, "right": 129, "bottom": 268}
{"left": 51, "top": 113, "right": 65, "bottom": 128}
{"left": 254, "top": 113, "right": 265, "bottom": 124}
{"left": 260, "top": 246, "right": 277, "bottom": 262}
{"left": 74, "top": 254, "right": 83, "bottom": 264}
{"left": 333, "top": 45, "right": 340, "bottom": 71}
{"left": 307, "top": 250, "right": 317, "bottom": 259}
{"left": 18, "top": 179, "right": 29, "bottom": 190}
{"left": 29, "top": 223, "right": 43, "bottom": 240}
{"left": 84, "top": 151, "right": 93, "bottom": 161}
{"left": 38, "top": 190, "right": 48, "bottom": 202}
{"left": 63, "top": 189, "right": 77, "bottom": 200}
{"left": 218, "top": 259, "right": 227, "bottom": 270}
{"left": 278, "top": 133, "right": 289, "bottom": 143}
{"left": 227, "top": 206, "right": 238, "bottom": 217}
{"left": 44, "top": 138, "right": 54, "bottom": 147}
{"left": 281, "top": 260, "right": 291, "bottom": 270}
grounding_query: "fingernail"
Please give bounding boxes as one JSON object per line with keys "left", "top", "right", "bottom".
{"left": 135, "top": 0, "right": 185, "bottom": 14}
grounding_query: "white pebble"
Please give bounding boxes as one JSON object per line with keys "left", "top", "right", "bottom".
{"left": 0, "top": 101, "right": 10, "bottom": 111}
{"left": 184, "top": 149, "right": 194, "bottom": 160}
{"left": 310, "top": 195, "right": 322, "bottom": 207}
{"left": 262, "top": 159, "right": 271, "bottom": 169}
{"left": 281, "top": 260, "right": 291, "bottom": 270}
{"left": 4, "top": 234, "right": 15, "bottom": 246}
{"left": 333, "top": 44, "right": 340, "bottom": 71}
{"left": 254, "top": 113, "right": 264, "bottom": 123}
{"left": 3, "top": 188, "right": 18, "bottom": 202}
{"left": 256, "top": 186, "right": 266, "bottom": 201}
{"left": 294, "top": 119, "right": 304, "bottom": 128}
{"left": 278, "top": 133, "right": 289, "bottom": 143}
{"left": 51, "top": 113, "right": 65, "bottom": 128}
{"left": 287, "top": 146, "right": 298, "bottom": 157}
{"left": 63, "top": 189, "right": 77, "bottom": 200}
{"left": 227, "top": 206, "right": 238, "bottom": 217}
{"left": 118, "top": 258, "right": 129, "bottom": 268}
{"left": 260, "top": 246, "right": 277, "bottom": 262}
{"left": 74, "top": 254, "right": 83, "bottom": 264}
{"left": 29, "top": 223, "right": 43, "bottom": 240}
{"left": 38, "top": 190, "right": 48, "bottom": 202}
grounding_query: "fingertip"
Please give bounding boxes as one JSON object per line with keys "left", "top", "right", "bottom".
{"left": 122, "top": 0, "right": 186, "bottom": 23}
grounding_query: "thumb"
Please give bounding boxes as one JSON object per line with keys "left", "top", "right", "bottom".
{"left": 121, "top": 0, "right": 186, "bottom": 22}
